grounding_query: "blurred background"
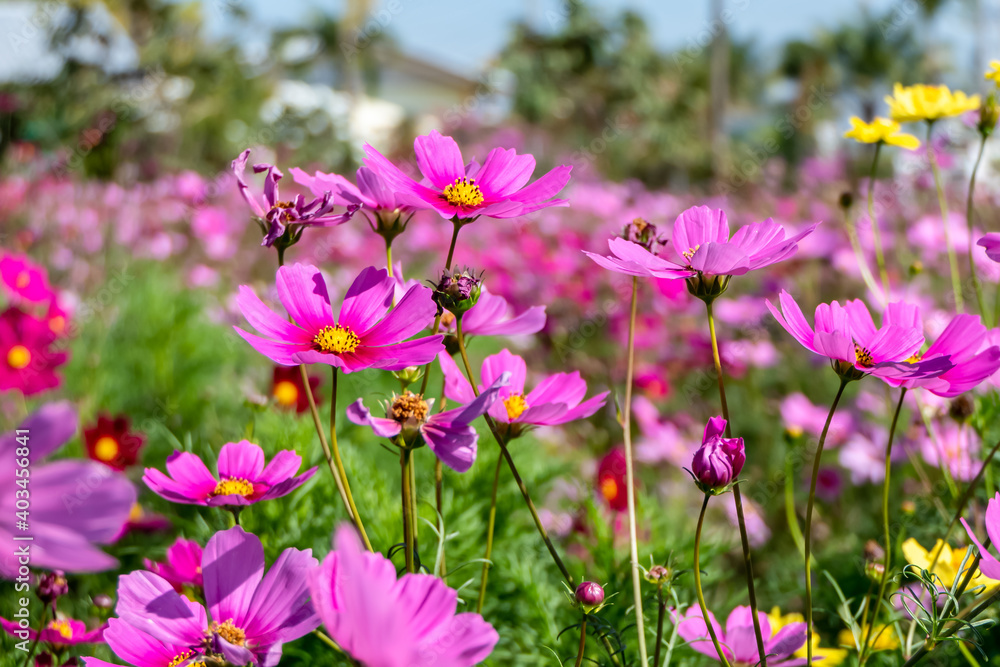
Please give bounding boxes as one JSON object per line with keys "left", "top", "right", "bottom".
{"left": 1, "top": 0, "right": 997, "bottom": 189}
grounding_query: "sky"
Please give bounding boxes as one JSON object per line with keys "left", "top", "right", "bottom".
{"left": 202, "top": 0, "right": 996, "bottom": 80}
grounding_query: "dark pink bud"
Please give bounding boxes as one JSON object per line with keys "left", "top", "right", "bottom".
{"left": 575, "top": 581, "right": 605, "bottom": 607}
{"left": 691, "top": 416, "right": 745, "bottom": 492}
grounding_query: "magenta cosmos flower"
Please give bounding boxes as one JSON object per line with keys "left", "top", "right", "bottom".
{"left": 233, "top": 149, "right": 360, "bottom": 247}
{"left": 363, "top": 130, "right": 572, "bottom": 220}
{"left": 2, "top": 616, "right": 105, "bottom": 647}
{"left": 292, "top": 165, "right": 419, "bottom": 216}
{"left": 439, "top": 287, "right": 546, "bottom": 337}
{"left": 438, "top": 349, "right": 608, "bottom": 431}
{"left": 671, "top": 605, "right": 808, "bottom": 666}
{"left": 978, "top": 233, "right": 1000, "bottom": 263}
{"left": 0, "top": 402, "right": 136, "bottom": 578}
{"left": 83, "top": 526, "right": 318, "bottom": 667}
{"left": 142, "top": 440, "right": 316, "bottom": 507}
{"left": 143, "top": 537, "right": 203, "bottom": 591}
{"left": 236, "top": 264, "right": 444, "bottom": 372}
{"left": 585, "top": 206, "right": 817, "bottom": 279}
{"left": 691, "top": 416, "right": 745, "bottom": 492}
{"left": 347, "top": 373, "right": 510, "bottom": 472}
{"left": 0, "top": 252, "right": 55, "bottom": 304}
{"left": 883, "top": 313, "right": 1000, "bottom": 397}
{"left": 962, "top": 492, "right": 1000, "bottom": 580}
{"left": 308, "top": 525, "right": 498, "bottom": 667}
{"left": 766, "top": 291, "right": 953, "bottom": 383}
{"left": 1, "top": 306, "right": 68, "bottom": 396}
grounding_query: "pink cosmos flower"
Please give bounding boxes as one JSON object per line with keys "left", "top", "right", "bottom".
{"left": 584, "top": 206, "right": 817, "bottom": 278}
{"left": 84, "top": 526, "right": 319, "bottom": 667}
{"left": 143, "top": 537, "right": 204, "bottom": 591}
{"left": 142, "top": 440, "right": 317, "bottom": 507}
{"left": 766, "top": 292, "right": 952, "bottom": 383}
{"left": 438, "top": 287, "right": 546, "bottom": 337}
{"left": 438, "top": 349, "right": 608, "bottom": 431}
{"left": 632, "top": 396, "right": 692, "bottom": 466}
{"left": 962, "top": 492, "right": 1000, "bottom": 579}
{"left": 346, "top": 373, "right": 510, "bottom": 472}
{"left": 0, "top": 402, "right": 136, "bottom": 578}
{"left": 978, "top": 233, "right": 1000, "bottom": 262}
{"left": 671, "top": 605, "right": 808, "bottom": 666}
{"left": 308, "top": 525, "right": 498, "bottom": 667}
{"left": 363, "top": 130, "right": 572, "bottom": 220}
{"left": 232, "top": 149, "right": 360, "bottom": 247}
{"left": 0, "top": 306, "right": 69, "bottom": 396}
{"left": 780, "top": 393, "right": 854, "bottom": 445}
{"left": 291, "top": 165, "right": 420, "bottom": 216}
{"left": 691, "top": 416, "right": 745, "bottom": 491}
{"left": 236, "top": 264, "right": 444, "bottom": 372}
{"left": 0, "top": 253, "right": 54, "bottom": 303}
{"left": 918, "top": 419, "right": 981, "bottom": 482}
{"left": 1, "top": 617, "right": 105, "bottom": 646}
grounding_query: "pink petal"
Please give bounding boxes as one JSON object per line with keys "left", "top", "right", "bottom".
{"left": 360, "top": 283, "right": 436, "bottom": 346}
{"left": 338, "top": 266, "right": 394, "bottom": 336}
{"left": 203, "top": 526, "right": 265, "bottom": 628}
{"left": 276, "top": 264, "right": 335, "bottom": 333}
{"left": 217, "top": 441, "right": 266, "bottom": 481}
{"left": 475, "top": 147, "right": 536, "bottom": 198}
{"left": 414, "top": 131, "right": 466, "bottom": 190}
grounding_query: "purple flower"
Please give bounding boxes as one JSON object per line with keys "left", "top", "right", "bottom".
{"left": 690, "top": 416, "right": 745, "bottom": 492}
{"left": 291, "top": 165, "right": 419, "bottom": 215}
{"left": 438, "top": 349, "right": 608, "bottom": 432}
{"left": 978, "top": 233, "right": 1000, "bottom": 262}
{"left": 232, "top": 149, "right": 360, "bottom": 247}
{"left": 363, "top": 130, "right": 572, "bottom": 220}
{"left": 584, "top": 206, "right": 817, "bottom": 278}
{"left": 438, "top": 287, "right": 546, "bottom": 337}
{"left": 962, "top": 492, "right": 1000, "bottom": 580}
{"left": 236, "top": 264, "right": 444, "bottom": 372}
{"left": 84, "top": 526, "right": 318, "bottom": 667}
{"left": 142, "top": 440, "right": 317, "bottom": 507}
{"left": 767, "top": 291, "right": 953, "bottom": 383}
{"left": 346, "top": 373, "right": 510, "bottom": 472}
{"left": 671, "top": 605, "right": 808, "bottom": 666}
{"left": 307, "top": 525, "right": 499, "bottom": 667}
{"left": 143, "top": 537, "right": 204, "bottom": 591}
{"left": 0, "top": 402, "right": 136, "bottom": 578}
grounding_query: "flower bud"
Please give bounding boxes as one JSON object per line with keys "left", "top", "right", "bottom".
{"left": 691, "top": 416, "right": 745, "bottom": 494}
{"left": 838, "top": 192, "right": 853, "bottom": 211}
{"left": 92, "top": 594, "right": 114, "bottom": 609}
{"left": 575, "top": 581, "right": 605, "bottom": 609}
{"left": 432, "top": 268, "right": 482, "bottom": 317}
{"left": 37, "top": 571, "right": 68, "bottom": 606}
{"left": 392, "top": 366, "right": 423, "bottom": 390}
{"left": 622, "top": 218, "right": 665, "bottom": 255}
{"left": 644, "top": 564, "right": 671, "bottom": 584}
{"left": 949, "top": 395, "right": 974, "bottom": 421}
{"left": 979, "top": 93, "right": 998, "bottom": 137}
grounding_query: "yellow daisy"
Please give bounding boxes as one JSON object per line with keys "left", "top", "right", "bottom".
{"left": 986, "top": 61, "right": 1000, "bottom": 86}
{"left": 901, "top": 538, "right": 1000, "bottom": 591}
{"left": 768, "top": 607, "right": 848, "bottom": 666}
{"left": 838, "top": 624, "right": 900, "bottom": 652}
{"left": 885, "top": 83, "right": 981, "bottom": 123}
{"left": 844, "top": 116, "right": 921, "bottom": 149}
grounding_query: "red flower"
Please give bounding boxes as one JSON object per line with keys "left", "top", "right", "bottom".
{"left": 271, "top": 365, "right": 321, "bottom": 414}
{"left": 597, "top": 447, "right": 629, "bottom": 513}
{"left": 0, "top": 307, "right": 68, "bottom": 396}
{"left": 83, "top": 414, "right": 146, "bottom": 470}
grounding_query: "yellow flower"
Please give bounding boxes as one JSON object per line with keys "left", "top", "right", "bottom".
{"left": 885, "top": 83, "right": 981, "bottom": 123}
{"left": 768, "top": 608, "right": 848, "bottom": 666}
{"left": 901, "top": 538, "right": 1000, "bottom": 592}
{"left": 837, "top": 625, "right": 900, "bottom": 652}
{"left": 844, "top": 116, "right": 921, "bottom": 149}
{"left": 986, "top": 61, "right": 1000, "bottom": 86}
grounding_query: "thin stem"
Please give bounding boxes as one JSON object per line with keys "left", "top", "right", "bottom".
{"left": 418, "top": 219, "right": 464, "bottom": 397}
{"left": 899, "top": 589, "right": 999, "bottom": 667}
{"left": 401, "top": 447, "right": 415, "bottom": 573}
{"left": 705, "top": 298, "right": 767, "bottom": 667}
{"left": 330, "top": 368, "right": 372, "bottom": 551}
{"left": 435, "top": 457, "right": 446, "bottom": 581}
{"left": 623, "top": 277, "right": 649, "bottom": 666}
{"left": 313, "top": 629, "right": 344, "bottom": 654}
{"left": 866, "top": 142, "right": 890, "bottom": 296}
{"left": 842, "top": 197, "right": 884, "bottom": 304}
{"left": 803, "top": 377, "right": 850, "bottom": 666}
{"left": 654, "top": 585, "right": 667, "bottom": 667}
{"left": 574, "top": 615, "right": 588, "bottom": 667}
{"left": 477, "top": 454, "right": 504, "bottom": 613}
{"left": 694, "top": 493, "right": 733, "bottom": 667}
{"left": 954, "top": 538, "right": 989, "bottom": 601}
{"left": 386, "top": 243, "right": 394, "bottom": 279}
{"left": 861, "top": 388, "right": 907, "bottom": 665}
{"left": 455, "top": 319, "right": 573, "bottom": 583}
{"left": 785, "top": 451, "right": 806, "bottom": 559}
{"left": 927, "top": 121, "right": 964, "bottom": 312}
{"left": 966, "top": 135, "right": 989, "bottom": 322}
{"left": 19, "top": 607, "right": 47, "bottom": 667}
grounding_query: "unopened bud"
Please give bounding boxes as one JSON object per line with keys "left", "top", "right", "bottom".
{"left": 575, "top": 581, "right": 605, "bottom": 609}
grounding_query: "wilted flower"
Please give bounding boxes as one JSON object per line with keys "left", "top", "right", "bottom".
{"left": 691, "top": 416, "right": 745, "bottom": 493}
{"left": 432, "top": 268, "right": 482, "bottom": 317}
{"left": 37, "top": 571, "right": 69, "bottom": 607}
{"left": 622, "top": 217, "right": 666, "bottom": 254}
{"left": 885, "top": 83, "right": 980, "bottom": 123}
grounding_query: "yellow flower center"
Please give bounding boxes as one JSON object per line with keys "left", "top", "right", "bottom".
{"left": 503, "top": 394, "right": 529, "bottom": 420}
{"left": 854, "top": 344, "right": 874, "bottom": 368}
{"left": 15, "top": 271, "right": 30, "bottom": 289}
{"left": 442, "top": 177, "right": 484, "bottom": 207}
{"left": 906, "top": 352, "right": 923, "bottom": 364}
{"left": 313, "top": 325, "right": 360, "bottom": 354}
{"left": 7, "top": 345, "right": 31, "bottom": 369}
{"left": 211, "top": 619, "right": 246, "bottom": 646}
{"left": 600, "top": 477, "right": 618, "bottom": 502}
{"left": 128, "top": 503, "right": 144, "bottom": 522}
{"left": 682, "top": 245, "right": 700, "bottom": 260}
{"left": 273, "top": 380, "right": 299, "bottom": 406}
{"left": 213, "top": 478, "right": 255, "bottom": 498}
{"left": 391, "top": 391, "right": 430, "bottom": 423}
{"left": 94, "top": 436, "right": 120, "bottom": 462}
{"left": 169, "top": 651, "right": 195, "bottom": 667}
{"left": 47, "top": 620, "right": 73, "bottom": 639}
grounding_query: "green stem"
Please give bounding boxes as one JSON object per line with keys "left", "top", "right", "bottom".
{"left": 694, "top": 493, "right": 733, "bottom": 667}
{"left": 623, "top": 277, "right": 649, "bottom": 666}
{"left": 330, "top": 368, "right": 372, "bottom": 551}
{"left": 574, "top": 615, "right": 588, "bottom": 667}
{"left": 313, "top": 629, "right": 344, "bottom": 654}
{"left": 927, "top": 121, "right": 964, "bottom": 312}
{"left": 418, "top": 219, "right": 464, "bottom": 397}
{"left": 435, "top": 457, "right": 446, "bottom": 581}
{"left": 899, "top": 589, "right": 999, "bottom": 667}
{"left": 966, "top": 134, "right": 989, "bottom": 323}
{"left": 804, "top": 377, "right": 850, "bottom": 666}
{"left": 705, "top": 298, "right": 767, "bottom": 667}
{"left": 477, "top": 453, "right": 504, "bottom": 613}
{"left": 861, "top": 388, "right": 907, "bottom": 665}
{"left": 455, "top": 319, "right": 573, "bottom": 584}
{"left": 401, "top": 447, "right": 415, "bottom": 573}
{"left": 842, "top": 197, "right": 883, "bottom": 302}
{"left": 386, "top": 243, "right": 394, "bottom": 279}
{"left": 654, "top": 584, "right": 667, "bottom": 667}
{"left": 19, "top": 608, "right": 47, "bottom": 667}
{"left": 785, "top": 451, "right": 805, "bottom": 559}
{"left": 867, "top": 141, "right": 890, "bottom": 296}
